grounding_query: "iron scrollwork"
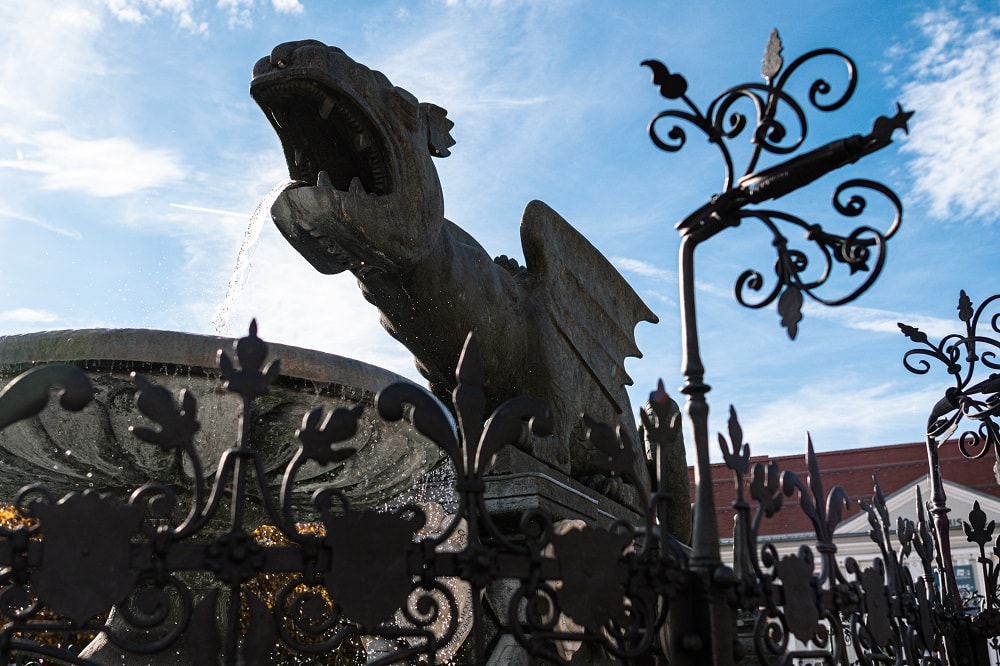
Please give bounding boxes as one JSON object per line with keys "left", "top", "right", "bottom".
{"left": 0, "top": 323, "right": 687, "bottom": 664}
{"left": 900, "top": 290, "right": 1000, "bottom": 653}
{"left": 900, "top": 290, "right": 1000, "bottom": 458}
{"left": 645, "top": 29, "right": 908, "bottom": 338}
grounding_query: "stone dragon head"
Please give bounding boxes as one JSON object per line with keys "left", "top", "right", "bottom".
{"left": 251, "top": 40, "right": 456, "bottom": 275}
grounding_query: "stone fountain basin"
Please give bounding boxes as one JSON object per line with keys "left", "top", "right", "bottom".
{"left": 0, "top": 329, "right": 444, "bottom": 512}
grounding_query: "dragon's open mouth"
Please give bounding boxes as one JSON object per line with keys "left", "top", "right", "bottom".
{"left": 252, "top": 79, "right": 392, "bottom": 196}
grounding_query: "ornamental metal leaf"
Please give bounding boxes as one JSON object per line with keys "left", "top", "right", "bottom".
{"left": 719, "top": 405, "right": 751, "bottom": 477}
{"left": 640, "top": 60, "right": 688, "bottom": 100}
{"left": 130, "top": 373, "right": 201, "bottom": 454}
{"left": 778, "top": 284, "right": 803, "bottom": 340}
{"left": 295, "top": 405, "right": 361, "bottom": 466}
{"left": 958, "top": 289, "right": 974, "bottom": 323}
{"left": 898, "top": 322, "right": 928, "bottom": 345}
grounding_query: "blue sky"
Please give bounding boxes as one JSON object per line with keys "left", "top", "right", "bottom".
{"left": 0, "top": 1, "right": 997, "bottom": 463}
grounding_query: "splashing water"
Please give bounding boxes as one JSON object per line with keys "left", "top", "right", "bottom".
{"left": 211, "top": 181, "right": 294, "bottom": 335}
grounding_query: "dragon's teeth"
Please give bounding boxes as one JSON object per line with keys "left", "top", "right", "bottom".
{"left": 316, "top": 170, "right": 333, "bottom": 188}
{"left": 319, "top": 97, "right": 335, "bottom": 120}
{"left": 354, "top": 133, "right": 371, "bottom": 151}
{"left": 348, "top": 177, "right": 365, "bottom": 194}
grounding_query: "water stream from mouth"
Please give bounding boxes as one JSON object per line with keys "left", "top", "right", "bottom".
{"left": 211, "top": 181, "right": 292, "bottom": 336}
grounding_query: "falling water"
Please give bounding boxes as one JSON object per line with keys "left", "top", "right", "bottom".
{"left": 211, "top": 180, "right": 294, "bottom": 335}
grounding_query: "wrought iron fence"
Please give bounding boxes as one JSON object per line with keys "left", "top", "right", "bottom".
{"left": 0, "top": 309, "right": 998, "bottom": 665}
{"left": 0, "top": 29, "right": 997, "bottom": 666}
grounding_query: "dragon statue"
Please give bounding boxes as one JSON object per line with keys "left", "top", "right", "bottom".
{"left": 250, "top": 40, "right": 671, "bottom": 509}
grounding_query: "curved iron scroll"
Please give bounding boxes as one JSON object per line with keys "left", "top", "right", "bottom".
{"left": 0, "top": 323, "right": 689, "bottom": 665}
{"left": 644, "top": 29, "right": 858, "bottom": 192}
{"left": 645, "top": 29, "right": 909, "bottom": 338}
{"left": 900, "top": 290, "right": 1000, "bottom": 456}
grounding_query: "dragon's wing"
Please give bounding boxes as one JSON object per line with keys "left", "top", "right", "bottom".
{"left": 520, "top": 200, "right": 658, "bottom": 415}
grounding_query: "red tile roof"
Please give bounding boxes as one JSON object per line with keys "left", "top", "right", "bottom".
{"left": 687, "top": 440, "right": 1000, "bottom": 538}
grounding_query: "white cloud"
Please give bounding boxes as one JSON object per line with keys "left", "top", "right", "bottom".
{"left": 105, "top": 0, "right": 208, "bottom": 33}
{"left": 897, "top": 8, "right": 1000, "bottom": 221}
{"left": 270, "top": 0, "right": 303, "bottom": 14}
{"left": 0, "top": 131, "right": 184, "bottom": 198}
{"left": 0, "top": 309, "right": 59, "bottom": 324}
{"left": 218, "top": 0, "right": 253, "bottom": 28}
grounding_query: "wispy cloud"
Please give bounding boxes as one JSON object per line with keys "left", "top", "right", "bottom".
{"left": 0, "top": 5, "right": 107, "bottom": 128}
{"left": 733, "top": 379, "right": 942, "bottom": 458}
{"left": 0, "top": 131, "right": 184, "bottom": 197}
{"left": 0, "top": 208, "right": 83, "bottom": 240}
{"left": 612, "top": 256, "right": 677, "bottom": 282}
{"left": 0, "top": 308, "right": 59, "bottom": 324}
{"left": 0, "top": 4, "right": 186, "bottom": 200}
{"left": 896, "top": 8, "right": 1000, "bottom": 221}
{"left": 803, "top": 303, "right": 958, "bottom": 339}
{"left": 217, "top": 0, "right": 253, "bottom": 28}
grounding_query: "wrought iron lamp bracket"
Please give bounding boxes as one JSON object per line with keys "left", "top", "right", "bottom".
{"left": 647, "top": 29, "right": 909, "bottom": 338}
